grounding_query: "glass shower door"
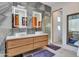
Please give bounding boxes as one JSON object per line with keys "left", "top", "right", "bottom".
{"left": 52, "top": 10, "right": 62, "bottom": 45}
{"left": 44, "top": 16, "right": 51, "bottom": 43}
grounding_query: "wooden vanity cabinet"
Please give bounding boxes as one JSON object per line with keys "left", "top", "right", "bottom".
{"left": 34, "top": 35, "right": 48, "bottom": 49}
{"left": 6, "top": 38, "right": 33, "bottom": 49}
{"left": 6, "top": 37, "right": 34, "bottom": 57}
{"left": 6, "top": 35, "right": 48, "bottom": 57}
{"left": 34, "top": 41, "right": 48, "bottom": 49}
{"left": 7, "top": 44, "right": 33, "bottom": 57}
{"left": 34, "top": 35, "right": 48, "bottom": 43}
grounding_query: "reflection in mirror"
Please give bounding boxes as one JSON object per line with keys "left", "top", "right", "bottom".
{"left": 11, "top": 6, "right": 43, "bottom": 35}
{"left": 67, "top": 13, "right": 79, "bottom": 47}
{"left": 32, "top": 11, "right": 42, "bottom": 31}
{"left": 12, "top": 6, "right": 27, "bottom": 28}
{"left": 11, "top": 6, "right": 27, "bottom": 35}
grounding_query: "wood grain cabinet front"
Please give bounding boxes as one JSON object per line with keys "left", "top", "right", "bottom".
{"left": 7, "top": 44, "right": 33, "bottom": 57}
{"left": 34, "top": 35, "right": 48, "bottom": 49}
{"left": 34, "top": 40, "right": 48, "bottom": 49}
{"left": 6, "top": 35, "right": 48, "bottom": 57}
{"left": 6, "top": 38, "right": 33, "bottom": 49}
{"left": 34, "top": 35, "right": 48, "bottom": 43}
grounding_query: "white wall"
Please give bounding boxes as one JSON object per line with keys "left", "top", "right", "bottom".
{"left": 52, "top": 2, "right": 79, "bottom": 45}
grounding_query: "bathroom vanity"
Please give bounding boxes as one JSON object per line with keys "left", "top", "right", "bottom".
{"left": 5, "top": 5, "right": 49, "bottom": 57}
{"left": 5, "top": 33, "right": 48, "bottom": 57}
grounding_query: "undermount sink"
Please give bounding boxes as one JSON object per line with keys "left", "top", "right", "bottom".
{"left": 15, "top": 31, "right": 44, "bottom": 36}
{"left": 15, "top": 32, "right": 27, "bottom": 36}
{"left": 35, "top": 31, "right": 43, "bottom": 34}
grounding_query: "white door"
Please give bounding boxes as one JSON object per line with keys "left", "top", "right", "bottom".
{"left": 52, "top": 10, "right": 62, "bottom": 44}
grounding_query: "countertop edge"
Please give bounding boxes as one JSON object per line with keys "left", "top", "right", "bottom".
{"left": 6, "top": 33, "right": 48, "bottom": 41}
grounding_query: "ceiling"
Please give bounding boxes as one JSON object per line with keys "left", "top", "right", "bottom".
{"left": 41, "top": 2, "right": 56, "bottom": 7}
{"left": 41, "top": 2, "right": 76, "bottom": 8}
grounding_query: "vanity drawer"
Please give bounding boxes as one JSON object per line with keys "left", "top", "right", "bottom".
{"left": 34, "top": 35, "right": 48, "bottom": 42}
{"left": 6, "top": 38, "right": 33, "bottom": 49}
{"left": 34, "top": 40, "right": 48, "bottom": 49}
{"left": 7, "top": 44, "right": 33, "bottom": 57}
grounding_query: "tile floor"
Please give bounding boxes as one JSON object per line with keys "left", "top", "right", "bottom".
{"left": 23, "top": 45, "right": 77, "bottom": 57}
{"left": 54, "top": 48, "right": 77, "bottom": 57}
{"left": 44, "top": 46, "right": 77, "bottom": 57}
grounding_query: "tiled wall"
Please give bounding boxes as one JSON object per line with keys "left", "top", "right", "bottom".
{"left": 0, "top": 2, "right": 51, "bottom": 33}
{"left": 7, "top": 2, "right": 51, "bottom": 36}
{"left": 12, "top": 2, "right": 51, "bottom": 32}
{"left": 0, "top": 2, "right": 13, "bottom": 56}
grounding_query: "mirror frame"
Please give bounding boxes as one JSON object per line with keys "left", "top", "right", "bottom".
{"left": 12, "top": 6, "right": 27, "bottom": 28}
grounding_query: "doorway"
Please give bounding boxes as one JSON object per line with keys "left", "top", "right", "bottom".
{"left": 67, "top": 13, "right": 79, "bottom": 47}
{"left": 52, "top": 9, "right": 63, "bottom": 45}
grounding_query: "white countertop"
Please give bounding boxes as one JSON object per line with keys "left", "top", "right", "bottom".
{"left": 6, "top": 33, "right": 48, "bottom": 40}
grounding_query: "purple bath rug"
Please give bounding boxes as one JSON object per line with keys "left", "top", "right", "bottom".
{"left": 27, "top": 49, "right": 55, "bottom": 57}
{"left": 47, "top": 44, "right": 61, "bottom": 51}
{"left": 32, "top": 49, "right": 55, "bottom": 57}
